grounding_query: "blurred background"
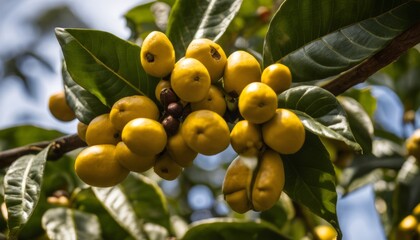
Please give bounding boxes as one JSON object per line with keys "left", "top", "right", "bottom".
{"left": 1, "top": 1, "right": 419, "bottom": 239}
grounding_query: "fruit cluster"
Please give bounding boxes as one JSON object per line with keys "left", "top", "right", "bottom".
{"left": 49, "top": 30, "right": 306, "bottom": 213}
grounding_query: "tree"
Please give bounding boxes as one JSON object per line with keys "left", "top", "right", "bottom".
{"left": 0, "top": 0, "right": 419, "bottom": 239}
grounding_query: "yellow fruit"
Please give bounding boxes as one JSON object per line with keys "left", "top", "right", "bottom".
{"left": 122, "top": 118, "right": 167, "bottom": 156}
{"left": 262, "top": 108, "right": 305, "bottom": 154}
{"left": 314, "top": 225, "right": 337, "bottom": 240}
{"left": 222, "top": 155, "right": 257, "bottom": 213}
{"left": 238, "top": 82, "right": 278, "bottom": 124}
{"left": 191, "top": 85, "right": 227, "bottom": 117}
{"left": 110, "top": 95, "right": 160, "bottom": 131}
{"left": 140, "top": 31, "right": 175, "bottom": 78}
{"left": 114, "top": 142, "right": 155, "bottom": 173}
{"left": 154, "top": 152, "right": 183, "bottom": 181}
{"left": 412, "top": 202, "right": 420, "bottom": 217}
{"left": 48, "top": 91, "right": 75, "bottom": 122}
{"left": 181, "top": 110, "right": 230, "bottom": 155}
{"left": 251, "top": 149, "right": 284, "bottom": 212}
{"left": 406, "top": 129, "right": 420, "bottom": 160}
{"left": 75, "top": 144, "right": 129, "bottom": 187}
{"left": 171, "top": 58, "right": 211, "bottom": 102}
{"left": 223, "top": 51, "right": 261, "bottom": 97}
{"left": 185, "top": 38, "right": 227, "bottom": 83}
{"left": 77, "top": 121, "right": 88, "bottom": 142}
{"left": 155, "top": 79, "right": 171, "bottom": 102}
{"left": 166, "top": 127, "right": 198, "bottom": 167}
{"left": 230, "top": 120, "right": 263, "bottom": 156}
{"left": 86, "top": 114, "right": 121, "bottom": 146}
{"left": 398, "top": 215, "right": 418, "bottom": 232}
{"left": 261, "top": 63, "right": 292, "bottom": 94}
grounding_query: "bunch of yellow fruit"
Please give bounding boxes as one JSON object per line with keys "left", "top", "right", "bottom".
{"left": 71, "top": 31, "right": 235, "bottom": 187}
{"left": 49, "top": 31, "right": 306, "bottom": 214}
{"left": 221, "top": 45, "right": 305, "bottom": 213}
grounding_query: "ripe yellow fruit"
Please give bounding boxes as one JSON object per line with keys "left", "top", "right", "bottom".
{"left": 191, "top": 85, "right": 227, "bottom": 117}
{"left": 166, "top": 127, "right": 198, "bottom": 167}
{"left": 171, "top": 58, "right": 211, "bottom": 102}
{"left": 398, "top": 215, "right": 418, "bottom": 232}
{"left": 86, "top": 114, "right": 121, "bottom": 146}
{"left": 185, "top": 38, "right": 227, "bottom": 83}
{"left": 261, "top": 63, "right": 292, "bottom": 94}
{"left": 75, "top": 144, "right": 129, "bottom": 187}
{"left": 48, "top": 91, "right": 76, "bottom": 122}
{"left": 406, "top": 129, "right": 420, "bottom": 160}
{"left": 251, "top": 150, "right": 284, "bottom": 212}
{"left": 181, "top": 110, "right": 230, "bottom": 155}
{"left": 77, "top": 121, "right": 88, "bottom": 142}
{"left": 154, "top": 152, "right": 183, "bottom": 181}
{"left": 140, "top": 31, "right": 175, "bottom": 78}
{"left": 155, "top": 79, "right": 171, "bottom": 102}
{"left": 230, "top": 120, "right": 263, "bottom": 156}
{"left": 223, "top": 51, "right": 261, "bottom": 97}
{"left": 110, "top": 95, "right": 160, "bottom": 131}
{"left": 122, "top": 118, "right": 167, "bottom": 156}
{"left": 262, "top": 108, "right": 305, "bottom": 154}
{"left": 314, "top": 225, "right": 337, "bottom": 240}
{"left": 114, "top": 142, "right": 155, "bottom": 173}
{"left": 222, "top": 155, "right": 256, "bottom": 213}
{"left": 238, "top": 82, "right": 278, "bottom": 124}
{"left": 412, "top": 202, "right": 420, "bottom": 218}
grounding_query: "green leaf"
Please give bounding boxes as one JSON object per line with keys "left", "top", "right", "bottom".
{"left": 344, "top": 88, "right": 377, "bottom": 118}
{"left": 3, "top": 145, "right": 51, "bottom": 239}
{"left": 55, "top": 28, "right": 159, "bottom": 107}
{"left": 125, "top": 1, "right": 168, "bottom": 41}
{"left": 338, "top": 96, "right": 374, "bottom": 153}
{"left": 278, "top": 85, "right": 361, "bottom": 152}
{"left": 283, "top": 132, "right": 340, "bottom": 238}
{"left": 42, "top": 207, "right": 102, "bottom": 240}
{"left": 93, "top": 174, "right": 170, "bottom": 236}
{"left": 0, "top": 125, "right": 63, "bottom": 151}
{"left": 264, "top": 0, "right": 420, "bottom": 82}
{"left": 339, "top": 155, "right": 404, "bottom": 190}
{"left": 182, "top": 218, "right": 287, "bottom": 240}
{"left": 166, "top": 0, "right": 243, "bottom": 58}
{"left": 62, "top": 62, "right": 109, "bottom": 125}
{"left": 73, "top": 188, "right": 133, "bottom": 240}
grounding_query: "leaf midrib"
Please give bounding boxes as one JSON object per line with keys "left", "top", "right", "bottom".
{"left": 66, "top": 30, "right": 144, "bottom": 96}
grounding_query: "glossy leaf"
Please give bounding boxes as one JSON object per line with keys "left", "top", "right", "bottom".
{"left": 62, "top": 62, "right": 109, "bottom": 125}
{"left": 278, "top": 86, "right": 361, "bottom": 151}
{"left": 73, "top": 188, "right": 133, "bottom": 240}
{"left": 264, "top": 0, "right": 420, "bottom": 82}
{"left": 283, "top": 132, "right": 340, "bottom": 237}
{"left": 93, "top": 174, "right": 170, "bottom": 235}
{"left": 4, "top": 145, "right": 51, "bottom": 239}
{"left": 338, "top": 96, "right": 374, "bottom": 153}
{"left": 42, "top": 208, "right": 101, "bottom": 240}
{"left": 166, "top": 0, "right": 243, "bottom": 57}
{"left": 55, "top": 28, "right": 159, "bottom": 107}
{"left": 0, "top": 125, "right": 63, "bottom": 151}
{"left": 182, "top": 218, "right": 287, "bottom": 240}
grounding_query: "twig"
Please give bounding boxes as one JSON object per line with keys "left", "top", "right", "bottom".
{"left": 0, "top": 134, "right": 86, "bottom": 168}
{"left": 323, "top": 22, "right": 420, "bottom": 96}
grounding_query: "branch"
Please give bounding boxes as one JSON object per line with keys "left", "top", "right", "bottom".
{"left": 0, "top": 134, "right": 86, "bottom": 168}
{"left": 322, "top": 22, "right": 420, "bottom": 96}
